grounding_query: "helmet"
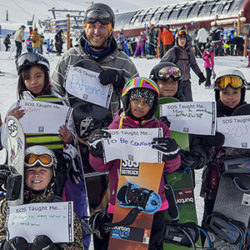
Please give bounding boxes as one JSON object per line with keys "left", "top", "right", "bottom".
{"left": 149, "top": 62, "right": 182, "bottom": 82}
{"left": 84, "top": 3, "right": 115, "bottom": 28}
{"left": 214, "top": 69, "right": 246, "bottom": 102}
{"left": 121, "top": 77, "right": 159, "bottom": 120}
{"left": 16, "top": 52, "right": 50, "bottom": 75}
{"left": 24, "top": 145, "right": 57, "bottom": 171}
{"left": 176, "top": 29, "right": 188, "bottom": 39}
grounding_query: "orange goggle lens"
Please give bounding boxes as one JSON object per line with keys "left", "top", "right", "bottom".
{"left": 25, "top": 153, "right": 52, "bottom": 167}
{"left": 215, "top": 75, "right": 243, "bottom": 89}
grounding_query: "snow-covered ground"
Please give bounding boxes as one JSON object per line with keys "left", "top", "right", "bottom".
{"left": 0, "top": 46, "right": 249, "bottom": 235}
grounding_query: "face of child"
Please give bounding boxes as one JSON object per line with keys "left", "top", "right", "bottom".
{"left": 157, "top": 78, "right": 178, "bottom": 97}
{"left": 178, "top": 37, "right": 186, "bottom": 48}
{"left": 25, "top": 166, "right": 52, "bottom": 191}
{"left": 130, "top": 98, "right": 151, "bottom": 118}
{"left": 24, "top": 66, "right": 45, "bottom": 95}
{"left": 219, "top": 87, "right": 241, "bottom": 109}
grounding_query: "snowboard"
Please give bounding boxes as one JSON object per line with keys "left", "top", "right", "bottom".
{"left": 208, "top": 104, "right": 250, "bottom": 249}
{"left": 65, "top": 59, "right": 113, "bottom": 216}
{"left": 108, "top": 161, "right": 165, "bottom": 250}
{"left": 6, "top": 115, "right": 25, "bottom": 206}
{"left": 155, "top": 97, "right": 202, "bottom": 249}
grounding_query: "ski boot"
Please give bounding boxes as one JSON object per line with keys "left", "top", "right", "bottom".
{"left": 116, "top": 182, "right": 161, "bottom": 214}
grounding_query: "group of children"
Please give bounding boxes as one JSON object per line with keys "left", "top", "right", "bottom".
{"left": 0, "top": 49, "right": 248, "bottom": 249}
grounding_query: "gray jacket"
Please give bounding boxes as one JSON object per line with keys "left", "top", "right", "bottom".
{"left": 161, "top": 45, "right": 202, "bottom": 81}
{"left": 51, "top": 35, "right": 138, "bottom": 115}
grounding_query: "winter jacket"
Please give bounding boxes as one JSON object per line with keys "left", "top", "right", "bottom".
{"left": 26, "top": 38, "right": 32, "bottom": 49}
{"left": 0, "top": 186, "right": 83, "bottom": 249}
{"left": 3, "top": 35, "right": 11, "bottom": 45}
{"left": 136, "top": 34, "right": 147, "bottom": 47}
{"left": 196, "top": 28, "right": 209, "bottom": 44}
{"left": 51, "top": 35, "right": 138, "bottom": 116}
{"left": 89, "top": 110, "right": 181, "bottom": 213}
{"left": 202, "top": 49, "right": 214, "bottom": 69}
{"left": 161, "top": 29, "right": 174, "bottom": 46}
{"left": 161, "top": 45, "right": 203, "bottom": 81}
{"left": 200, "top": 99, "right": 249, "bottom": 200}
{"left": 31, "top": 30, "right": 42, "bottom": 48}
{"left": 14, "top": 27, "right": 24, "bottom": 43}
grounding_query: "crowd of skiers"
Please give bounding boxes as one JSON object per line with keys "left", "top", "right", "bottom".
{"left": 0, "top": 2, "right": 249, "bottom": 250}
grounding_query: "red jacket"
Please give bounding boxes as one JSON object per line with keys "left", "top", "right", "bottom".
{"left": 89, "top": 110, "right": 181, "bottom": 213}
{"left": 162, "top": 29, "right": 174, "bottom": 46}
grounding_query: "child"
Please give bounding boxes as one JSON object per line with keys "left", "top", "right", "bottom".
{"left": 134, "top": 32, "right": 147, "bottom": 57}
{"left": 0, "top": 145, "right": 83, "bottom": 249}
{"left": 202, "top": 43, "right": 214, "bottom": 87}
{"left": 88, "top": 77, "right": 181, "bottom": 249}
{"left": 200, "top": 69, "right": 247, "bottom": 236}
{"left": 150, "top": 62, "right": 207, "bottom": 172}
{"left": 7, "top": 52, "right": 74, "bottom": 145}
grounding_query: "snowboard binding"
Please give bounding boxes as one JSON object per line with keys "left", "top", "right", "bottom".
{"left": 116, "top": 182, "right": 161, "bottom": 214}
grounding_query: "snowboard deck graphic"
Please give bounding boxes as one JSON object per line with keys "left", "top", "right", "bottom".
{"left": 6, "top": 115, "right": 25, "bottom": 206}
{"left": 210, "top": 103, "right": 250, "bottom": 249}
{"left": 156, "top": 97, "right": 202, "bottom": 249}
{"left": 108, "top": 161, "right": 164, "bottom": 250}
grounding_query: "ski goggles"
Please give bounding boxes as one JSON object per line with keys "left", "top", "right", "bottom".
{"left": 215, "top": 75, "right": 244, "bottom": 90}
{"left": 85, "top": 9, "right": 112, "bottom": 25}
{"left": 24, "top": 153, "right": 54, "bottom": 168}
{"left": 16, "top": 52, "right": 49, "bottom": 73}
{"left": 157, "top": 66, "right": 182, "bottom": 81}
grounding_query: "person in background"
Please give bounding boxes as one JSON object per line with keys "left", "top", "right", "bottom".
{"left": 3, "top": 34, "right": 11, "bottom": 52}
{"left": 26, "top": 36, "right": 33, "bottom": 52}
{"left": 161, "top": 25, "right": 174, "bottom": 55}
{"left": 133, "top": 31, "right": 148, "bottom": 57}
{"left": 202, "top": 43, "right": 215, "bottom": 88}
{"left": 14, "top": 25, "right": 26, "bottom": 58}
{"left": 161, "top": 29, "right": 206, "bottom": 101}
{"left": 31, "top": 28, "right": 42, "bottom": 54}
{"left": 54, "top": 30, "right": 64, "bottom": 56}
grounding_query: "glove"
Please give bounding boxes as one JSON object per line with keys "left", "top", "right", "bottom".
{"left": 68, "top": 157, "right": 83, "bottom": 184}
{"left": 203, "top": 132, "right": 225, "bottom": 147}
{"left": 180, "top": 150, "right": 204, "bottom": 170}
{"left": 88, "top": 129, "right": 111, "bottom": 158}
{"left": 99, "top": 69, "right": 125, "bottom": 89}
{"left": 198, "top": 72, "right": 206, "bottom": 85}
{"left": 31, "top": 235, "right": 59, "bottom": 250}
{"left": 152, "top": 137, "right": 180, "bottom": 160}
{"left": 0, "top": 165, "right": 12, "bottom": 191}
{"left": 160, "top": 116, "right": 171, "bottom": 128}
{"left": 2, "top": 236, "right": 28, "bottom": 250}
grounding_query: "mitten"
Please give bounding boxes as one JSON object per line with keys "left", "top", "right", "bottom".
{"left": 31, "top": 235, "right": 60, "bottom": 250}
{"left": 2, "top": 237, "right": 28, "bottom": 250}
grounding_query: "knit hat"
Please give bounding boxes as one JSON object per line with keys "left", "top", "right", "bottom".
{"left": 129, "top": 88, "right": 155, "bottom": 108}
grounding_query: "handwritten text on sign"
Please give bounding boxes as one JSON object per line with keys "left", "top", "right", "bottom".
{"left": 6, "top": 202, "right": 74, "bottom": 243}
{"left": 103, "top": 128, "right": 163, "bottom": 163}
{"left": 217, "top": 115, "right": 250, "bottom": 148}
{"left": 12, "top": 100, "right": 72, "bottom": 134}
{"left": 65, "top": 66, "right": 113, "bottom": 108}
{"left": 160, "top": 101, "right": 216, "bottom": 135}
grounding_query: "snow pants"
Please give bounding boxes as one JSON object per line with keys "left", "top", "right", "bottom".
{"left": 179, "top": 80, "right": 193, "bottom": 101}
{"left": 134, "top": 45, "right": 145, "bottom": 57}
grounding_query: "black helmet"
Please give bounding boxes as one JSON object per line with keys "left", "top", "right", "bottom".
{"left": 84, "top": 3, "right": 115, "bottom": 28}
{"left": 149, "top": 62, "right": 182, "bottom": 82}
{"left": 15, "top": 52, "right": 50, "bottom": 75}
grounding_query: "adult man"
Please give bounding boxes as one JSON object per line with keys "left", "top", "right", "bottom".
{"left": 14, "top": 25, "right": 26, "bottom": 58}
{"left": 51, "top": 3, "right": 138, "bottom": 116}
{"left": 161, "top": 29, "right": 206, "bottom": 101}
{"left": 161, "top": 25, "right": 174, "bottom": 55}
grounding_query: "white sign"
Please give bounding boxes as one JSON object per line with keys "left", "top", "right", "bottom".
{"left": 65, "top": 66, "right": 113, "bottom": 108}
{"left": 10, "top": 100, "right": 72, "bottom": 134}
{"left": 160, "top": 102, "right": 216, "bottom": 135}
{"left": 103, "top": 128, "right": 163, "bottom": 163}
{"left": 217, "top": 115, "right": 250, "bottom": 148}
{"left": 6, "top": 202, "right": 74, "bottom": 243}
